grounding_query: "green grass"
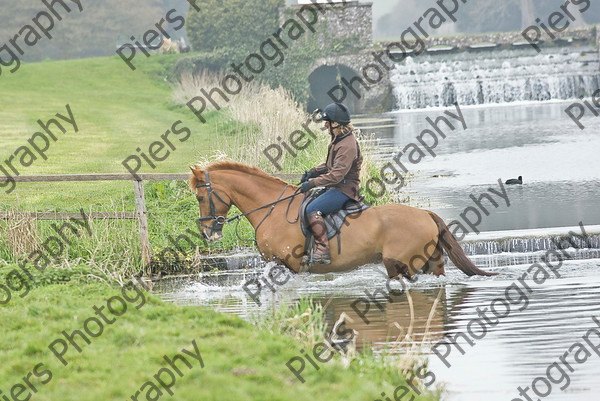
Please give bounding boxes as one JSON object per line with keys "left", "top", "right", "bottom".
{"left": 0, "top": 267, "right": 439, "bottom": 401}
{"left": 0, "top": 54, "right": 219, "bottom": 210}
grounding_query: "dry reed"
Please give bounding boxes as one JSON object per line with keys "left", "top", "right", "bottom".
{"left": 173, "top": 70, "right": 327, "bottom": 171}
{"left": 0, "top": 210, "right": 39, "bottom": 259}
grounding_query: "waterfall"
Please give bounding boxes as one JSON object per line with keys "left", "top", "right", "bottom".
{"left": 461, "top": 233, "right": 600, "bottom": 255}
{"left": 450, "top": 231, "right": 600, "bottom": 269}
{"left": 391, "top": 46, "right": 600, "bottom": 109}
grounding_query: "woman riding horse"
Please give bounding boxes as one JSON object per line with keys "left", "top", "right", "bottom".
{"left": 299, "top": 102, "right": 363, "bottom": 266}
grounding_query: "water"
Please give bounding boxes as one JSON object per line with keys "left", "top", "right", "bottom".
{"left": 364, "top": 101, "right": 600, "bottom": 232}
{"left": 156, "top": 255, "right": 600, "bottom": 401}
{"left": 391, "top": 46, "right": 600, "bottom": 109}
{"left": 156, "top": 97, "right": 600, "bottom": 399}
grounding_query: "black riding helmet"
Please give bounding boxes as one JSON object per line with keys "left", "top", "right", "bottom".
{"left": 316, "top": 103, "right": 351, "bottom": 125}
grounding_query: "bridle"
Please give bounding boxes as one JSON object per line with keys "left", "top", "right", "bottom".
{"left": 196, "top": 171, "right": 231, "bottom": 234}
{"left": 195, "top": 171, "right": 304, "bottom": 238}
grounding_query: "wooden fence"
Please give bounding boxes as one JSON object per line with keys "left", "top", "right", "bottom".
{"left": 1, "top": 173, "right": 299, "bottom": 267}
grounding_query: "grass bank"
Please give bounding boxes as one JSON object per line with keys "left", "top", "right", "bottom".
{"left": 0, "top": 267, "right": 439, "bottom": 401}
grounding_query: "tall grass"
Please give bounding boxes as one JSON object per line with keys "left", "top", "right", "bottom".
{"left": 255, "top": 297, "right": 329, "bottom": 348}
{"left": 174, "top": 71, "right": 329, "bottom": 174}
{"left": 0, "top": 205, "right": 143, "bottom": 280}
{"left": 1, "top": 211, "right": 39, "bottom": 259}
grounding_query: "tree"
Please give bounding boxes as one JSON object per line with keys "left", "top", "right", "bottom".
{"left": 186, "top": 0, "right": 284, "bottom": 52}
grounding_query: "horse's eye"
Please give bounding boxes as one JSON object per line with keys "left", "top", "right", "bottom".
{"left": 197, "top": 196, "right": 204, "bottom": 202}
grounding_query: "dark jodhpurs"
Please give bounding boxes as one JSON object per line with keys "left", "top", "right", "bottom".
{"left": 305, "top": 189, "right": 351, "bottom": 216}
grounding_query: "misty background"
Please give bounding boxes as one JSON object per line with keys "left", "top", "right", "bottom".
{"left": 1, "top": 0, "right": 599, "bottom": 62}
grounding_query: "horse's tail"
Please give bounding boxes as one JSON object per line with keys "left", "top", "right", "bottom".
{"left": 429, "top": 212, "right": 497, "bottom": 277}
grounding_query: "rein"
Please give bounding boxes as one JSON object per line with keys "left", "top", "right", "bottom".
{"left": 196, "top": 171, "right": 304, "bottom": 238}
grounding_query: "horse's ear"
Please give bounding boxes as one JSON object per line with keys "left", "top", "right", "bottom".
{"left": 188, "top": 165, "right": 205, "bottom": 191}
{"left": 189, "top": 165, "right": 204, "bottom": 180}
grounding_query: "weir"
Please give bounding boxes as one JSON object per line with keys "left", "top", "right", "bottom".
{"left": 284, "top": 1, "right": 600, "bottom": 112}
{"left": 391, "top": 46, "right": 600, "bottom": 109}
{"left": 456, "top": 225, "right": 600, "bottom": 269}
{"left": 167, "top": 226, "right": 600, "bottom": 274}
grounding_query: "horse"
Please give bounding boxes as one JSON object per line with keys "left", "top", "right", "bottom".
{"left": 189, "top": 161, "right": 496, "bottom": 279}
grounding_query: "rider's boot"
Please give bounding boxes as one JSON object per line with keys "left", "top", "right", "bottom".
{"left": 307, "top": 211, "right": 331, "bottom": 265}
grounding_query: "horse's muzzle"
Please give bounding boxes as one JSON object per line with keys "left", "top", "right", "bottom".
{"left": 203, "top": 230, "right": 223, "bottom": 242}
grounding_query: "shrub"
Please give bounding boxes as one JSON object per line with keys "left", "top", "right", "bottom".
{"left": 186, "top": 0, "right": 284, "bottom": 52}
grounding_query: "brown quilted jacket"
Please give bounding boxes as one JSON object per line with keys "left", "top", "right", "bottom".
{"left": 309, "top": 126, "right": 363, "bottom": 200}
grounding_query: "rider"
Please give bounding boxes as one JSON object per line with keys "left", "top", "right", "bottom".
{"left": 299, "top": 102, "right": 363, "bottom": 265}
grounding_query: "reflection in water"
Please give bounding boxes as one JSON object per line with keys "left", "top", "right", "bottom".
{"left": 319, "top": 289, "right": 446, "bottom": 349}
{"left": 431, "top": 268, "right": 600, "bottom": 401}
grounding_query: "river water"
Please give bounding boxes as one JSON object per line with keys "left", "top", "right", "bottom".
{"left": 156, "top": 101, "right": 600, "bottom": 400}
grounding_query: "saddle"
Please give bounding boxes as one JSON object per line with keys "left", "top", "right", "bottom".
{"left": 299, "top": 189, "right": 370, "bottom": 266}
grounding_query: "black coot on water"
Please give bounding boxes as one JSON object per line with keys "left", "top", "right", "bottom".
{"left": 505, "top": 176, "right": 523, "bottom": 185}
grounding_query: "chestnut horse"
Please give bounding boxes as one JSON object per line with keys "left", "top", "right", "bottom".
{"left": 189, "top": 161, "right": 495, "bottom": 279}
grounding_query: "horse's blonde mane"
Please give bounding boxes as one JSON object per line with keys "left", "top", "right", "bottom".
{"left": 189, "top": 161, "right": 289, "bottom": 191}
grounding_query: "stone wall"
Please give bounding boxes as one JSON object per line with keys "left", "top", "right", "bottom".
{"left": 379, "top": 26, "right": 597, "bottom": 51}
{"left": 280, "top": 1, "right": 373, "bottom": 51}
{"left": 310, "top": 50, "right": 391, "bottom": 113}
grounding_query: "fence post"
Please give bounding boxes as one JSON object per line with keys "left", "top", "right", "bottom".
{"left": 133, "top": 180, "right": 151, "bottom": 273}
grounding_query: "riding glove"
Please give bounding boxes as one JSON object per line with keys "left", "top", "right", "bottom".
{"left": 300, "top": 181, "right": 313, "bottom": 193}
{"left": 300, "top": 170, "right": 315, "bottom": 183}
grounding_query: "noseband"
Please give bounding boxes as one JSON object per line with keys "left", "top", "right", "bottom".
{"left": 196, "top": 171, "right": 231, "bottom": 233}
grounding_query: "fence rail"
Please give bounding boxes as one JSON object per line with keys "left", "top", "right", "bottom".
{"left": 10, "top": 173, "right": 299, "bottom": 182}
{"left": 0, "top": 212, "right": 137, "bottom": 220}
{"left": 3, "top": 172, "right": 300, "bottom": 275}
